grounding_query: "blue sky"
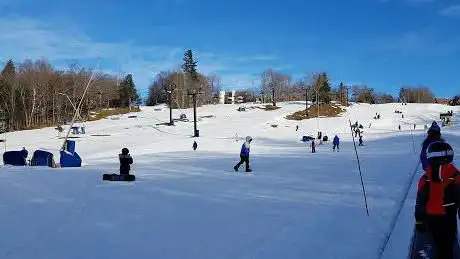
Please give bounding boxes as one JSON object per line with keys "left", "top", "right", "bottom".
{"left": 0, "top": 0, "right": 459, "bottom": 98}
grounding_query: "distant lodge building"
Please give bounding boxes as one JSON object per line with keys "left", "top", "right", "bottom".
{"left": 435, "top": 98, "right": 451, "bottom": 105}
{"left": 219, "top": 90, "right": 247, "bottom": 104}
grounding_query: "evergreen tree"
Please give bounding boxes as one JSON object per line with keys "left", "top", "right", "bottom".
{"left": 182, "top": 49, "right": 198, "bottom": 81}
{"left": 0, "top": 59, "right": 16, "bottom": 128}
{"left": 118, "top": 74, "right": 139, "bottom": 107}
{"left": 312, "top": 72, "right": 331, "bottom": 103}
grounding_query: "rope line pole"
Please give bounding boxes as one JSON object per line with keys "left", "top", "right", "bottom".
{"left": 349, "top": 119, "right": 369, "bottom": 216}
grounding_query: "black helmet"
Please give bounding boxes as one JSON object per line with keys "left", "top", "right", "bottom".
{"left": 427, "top": 141, "right": 453, "bottom": 165}
{"left": 122, "top": 148, "right": 129, "bottom": 155}
{"left": 428, "top": 121, "right": 441, "bottom": 135}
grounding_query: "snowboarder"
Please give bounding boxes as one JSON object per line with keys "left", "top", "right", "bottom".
{"left": 234, "top": 136, "right": 252, "bottom": 172}
{"left": 311, "top": 140, "right": 316, "bottom": 153}
{"left": 193, "top": 141, "right": 198, "bottom": 151}
{"left": 359, "top": 135, "right": 363, "bottom": 146}
{"left": 119, "top": 148, "right": 133, "bottom": 175}
{"left": 415, "top": 141, "right": 460, "bottom": 259}
{"left": 333, "top": 135, "right": 340, "bottom": 152}
{"left": 420, "top": 121, "right": 443, "bottom": 171}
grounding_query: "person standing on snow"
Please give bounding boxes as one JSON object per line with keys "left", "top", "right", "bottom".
{"left": 420, "top": 121, "right": 443, "bottom": 171}
{"left": 234, "top": 136, "right": 252, "bottom": 172}
{"left": 311, "top": 139, "right": 316, "bottom": 153}
{"left": 193, "top": 141, "right": 198, "bottom": 151}
{"left": 333, "top": 135, "right": 340, "bottom": 152}
{"left": 359, "top": 135, "right": 363, "bottom": 146}
{"left": 415, "top": 141, "right": 460, "bottom": 259}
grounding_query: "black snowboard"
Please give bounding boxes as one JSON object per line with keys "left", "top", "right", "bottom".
{"left": 408, "top": 226, "right": 460, "bottom": 259}
{"left": 102, "top": 174, "right": 136, "bottom": 182}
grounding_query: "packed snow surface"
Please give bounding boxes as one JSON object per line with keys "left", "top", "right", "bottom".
{"left": 0, "top": 102, "right": 459, "bottom": 259}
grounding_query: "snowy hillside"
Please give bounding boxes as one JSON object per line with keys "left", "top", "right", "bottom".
{"left": 0, "top": 102, "right": 459, "bottom": 259}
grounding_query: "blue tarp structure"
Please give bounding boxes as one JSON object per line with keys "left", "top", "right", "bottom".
{"left": 3, "top": 150, "right": 27, "bottom": 166}
{"left": 60, "top": 140, "right": 82, "bottom": 168}
{"left": 31, "top": 150, "right": 54, "bottom": 167}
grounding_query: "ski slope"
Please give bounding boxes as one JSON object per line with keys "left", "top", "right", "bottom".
{"left": 0, "top": 102, "right": 459, "bottom": 259}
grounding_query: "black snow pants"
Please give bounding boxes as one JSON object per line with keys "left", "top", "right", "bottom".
{"left": 235, "top": 155, "right": 250, "bottom": 171}
{"left": 427, "top": 214, "right": 457, "bottom": 259}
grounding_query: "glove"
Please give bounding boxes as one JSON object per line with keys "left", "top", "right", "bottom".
{"left": 415, "top": 221, "right": 426, "bottom": 233}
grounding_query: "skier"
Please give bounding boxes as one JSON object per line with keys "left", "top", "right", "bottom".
{"left": 359, "top": 135, "right": 363, "bottom": 146}
{"left": 119, "top": 148, "right": 133, "bottom": 175}
{"left": 420, "top": 121, "right": 443, "bottom": 171}
{"left": 311, "top": 139, "right": 316, "bottom": 153}
{"left": 415, "top": 141, "right": 460, "bottom": 259}
{"left": 296, "top": 125, "right": 299, "bottom": 131}
{"left": 234, "top": 136, "right": 252, "bottom": 172}
{"left": 333, "top": 135, "right": 340, "bottom": 152}
{"left": 193, "top": 141, "right": 198, "bottom": 151}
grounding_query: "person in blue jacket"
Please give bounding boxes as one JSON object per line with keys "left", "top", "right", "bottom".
{"left": 420, "top": 121, "right": 443, "bottom": 171}
{"left": 333, "top": 135, "right": 340, "bottom": 152}
{"left": 234, "top": 136, "right": 252, "bottom": 172}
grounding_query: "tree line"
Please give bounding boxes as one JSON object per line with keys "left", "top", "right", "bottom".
{"left": 146, "top": 50, "right": 221, "bottom": 108}
{"left": 0, "top": 58, "right": 139, "bottom": 131}
{"left": 145, "top": 50, "right": 457, "bottom": 109}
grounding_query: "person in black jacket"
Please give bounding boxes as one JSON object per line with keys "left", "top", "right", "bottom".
{"left": 119, "top": 148, "right": 133, "bottom": 175}
{"left": 193, "top": 141, "right": 198, "bottom": 151}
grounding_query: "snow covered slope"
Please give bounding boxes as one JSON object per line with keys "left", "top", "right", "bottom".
{"left": 0, "top": 102, "right": 459, "bottom": 259}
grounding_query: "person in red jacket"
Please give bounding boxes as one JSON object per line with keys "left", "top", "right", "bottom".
{"left": 415, "top": 141, "right": 460, "bottom": 259}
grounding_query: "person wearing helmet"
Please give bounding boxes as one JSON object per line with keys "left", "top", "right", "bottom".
{"left": 420, "top": 121, "right": 443, "bottom": 171}
{"left": 415, "top": 141, "right": 460, "bottom": 259}
{"left": 119, "top": 147, "right": 133, "bottom": 175}
{"left": 234, "top": 136, "right": 252, "bottom": 172}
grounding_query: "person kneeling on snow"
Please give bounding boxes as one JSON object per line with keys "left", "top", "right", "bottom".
{"left": 234, "top": 136, "right": 252, "bottom": 172}
{"left": 119, "top": 148, "right": 133, "bottom": 175}
{"left": 415, "top": 141, "right": 460, "bottom": 259}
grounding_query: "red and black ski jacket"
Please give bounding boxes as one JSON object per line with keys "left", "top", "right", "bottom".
{"left": 415, "top": 163, "right": 460, "bottom": 221}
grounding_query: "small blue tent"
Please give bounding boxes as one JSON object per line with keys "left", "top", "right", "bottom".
{"left": 60, "top": 140, "right": 82, "bottom": 167}
{"left": 3, "top": 150, "right": 27, "bottom": 166}
{"left": 31, "top": 150, "right": 54, "bottom": 167}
